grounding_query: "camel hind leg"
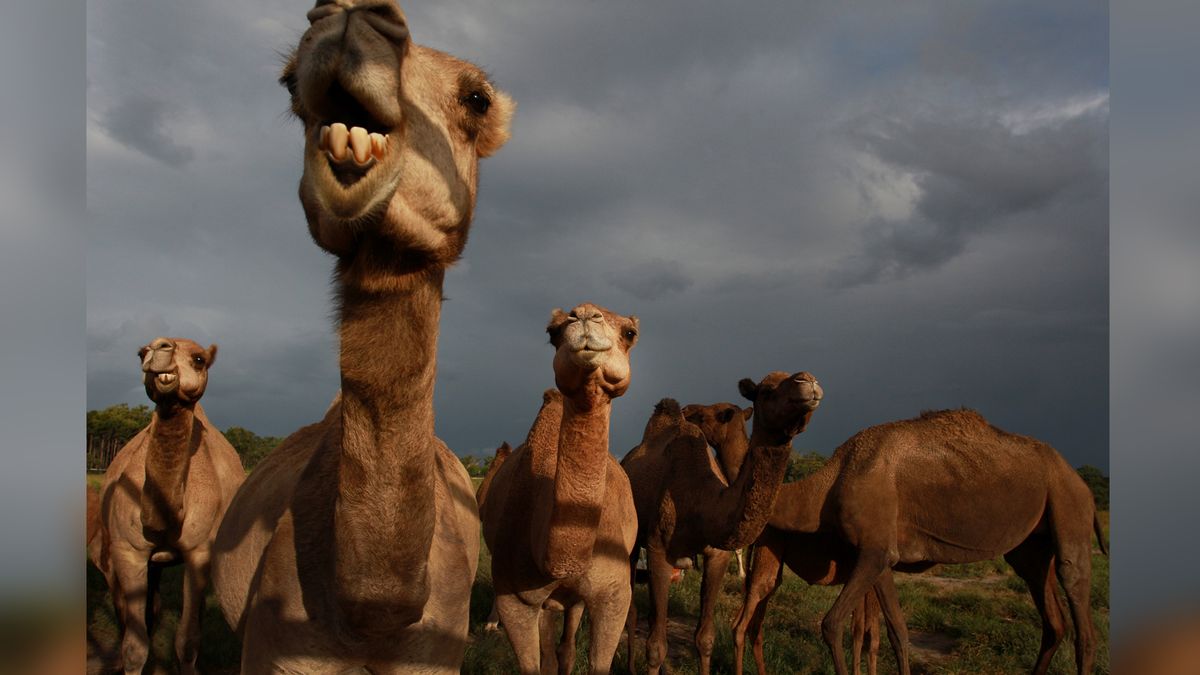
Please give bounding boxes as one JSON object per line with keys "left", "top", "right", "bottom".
{"left": 624, "top": 548, "right": 640, "bottom": 675}
{"left": 1054, "top": 535, "right": 1096, "bottom": 674}
{"left": 496, "top": 593, "right": 544, "bottom": 675}
{"left": 557, "top": 602, "right": 585, "bottom": 675}
{"left": 821, "top": 548, "right": 891, "bottom": 675}
{"left": 870, "top": 571, "right": 909, "bottom": 675}
{"left": 1005, "top": 537, "right": 1067, "bottom": 675}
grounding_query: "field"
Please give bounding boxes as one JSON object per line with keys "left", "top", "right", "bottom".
{"left": 86, "top": 473, "right": 1108, "bottom": 674}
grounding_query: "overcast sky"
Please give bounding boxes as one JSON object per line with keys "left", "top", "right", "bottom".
{"left": 86, "top": 0, "right": 1109, "bottom": 470}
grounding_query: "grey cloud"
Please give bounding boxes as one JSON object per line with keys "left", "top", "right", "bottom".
{"left": 101, "top": 94, "right": 195, "bottom": 167}
{"left": 608, "top": 258, "right": 693, "bottom": 300}
{"left": 831, "top": 107, "right": 1107, "bottom": 288}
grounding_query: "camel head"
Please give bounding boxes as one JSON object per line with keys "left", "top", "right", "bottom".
{"left": 138, "top": 337, "right": 218, "bottom": 407}
{"left": 738, "top": 371, "right": 823, "bottom": 441}
{"left": 683, "top": 402, "right": 754, "bottom": 480}
{"left": 282, "top": 0, "right": 515, "bottom": 264}
{"left": 546, "top": 303, "right": 639, "bottom": 407}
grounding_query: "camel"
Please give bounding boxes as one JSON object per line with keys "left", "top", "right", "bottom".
{"left": 478, "top": 304, "right": 641, "bottom": 675}
{"left": 764, "top": 408, "right": 1107, "bottom": 675}
{"left": 477, "top": 442, "right": 511, "bottom": 634}
{"left": 209, "top": 1, "right": 514, "bottom": 671}
{"left": 88, "top": 337, "right": 245, "bottom": 674}
{"left": 621, "top": 371, "right": 823, "bottom": 675}
{"left": 732, "top": 527, "right": 885, "bottom": 675}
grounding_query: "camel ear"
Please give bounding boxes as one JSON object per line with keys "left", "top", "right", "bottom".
{"left": 476, "top": 90, "right": 515, "bottom": 158}
{"left": 206, "top": 344, "right": 219, "bottom": 368}
{"left": 738, "top": 378, "right": 759, "bottom": 402}
{"left": 546, "top": 308, "right": 569, "bottom": 345}
{"left": 742, "top": 406, "right": 754, "bottom": 421}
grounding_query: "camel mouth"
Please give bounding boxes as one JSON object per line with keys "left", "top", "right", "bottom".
{"left": 152, "top": 372, "right": 179, "bottom": 394}
{"left": 318, "top": 124, "right": 390, "bottom": 187}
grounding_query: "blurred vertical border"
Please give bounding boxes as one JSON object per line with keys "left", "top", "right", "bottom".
{"left": 0, "top": 0, "right": 85, "bottom": 672}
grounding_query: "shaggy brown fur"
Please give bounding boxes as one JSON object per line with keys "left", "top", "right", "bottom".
{"left": 621, "top": 372, "right": 823, "bottom": 675}
{"left": 210, "top": 2, "right": 514, "bottom": 671}
{"left": 766, "top": 408, "right": 1106, "bottom": 675}
{"left": 88, "top": 337, "right": 244, "bottom": 675}
{"left": 479, "top": 304, "right": 640, "bottom": 675}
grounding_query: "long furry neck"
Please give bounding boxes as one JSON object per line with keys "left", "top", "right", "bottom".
{"left": 141, "top": 401, "right": 198, "bottom": 546}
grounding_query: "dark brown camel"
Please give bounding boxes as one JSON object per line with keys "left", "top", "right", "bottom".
{"left": 766, "top": 408, "right": 1107, "bottom": 675}
{"left": 621, "top": 372, "right": 823, "bottom": 675}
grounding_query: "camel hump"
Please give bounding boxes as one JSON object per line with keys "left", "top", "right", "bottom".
{"left": 654, "top": 398, "right": 682, "bottom": 418}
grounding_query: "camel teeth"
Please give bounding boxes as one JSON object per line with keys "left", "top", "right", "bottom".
{"left": 370, "top": 132, "right": 387, "bottom": 160}
{"left": 349, "top": 126, "right": 371, "bottom": 164}
{"left": 328, "top": 123, "right": 349, "bottom": 161}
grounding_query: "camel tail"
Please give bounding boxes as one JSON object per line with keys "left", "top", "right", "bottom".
{"left": 1093, "top": 512, "right": 1108, "bottom": 556}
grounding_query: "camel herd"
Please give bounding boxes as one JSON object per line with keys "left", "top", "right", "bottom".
{"left": 86, "top": 2, "right": 1107, "bottom": 673}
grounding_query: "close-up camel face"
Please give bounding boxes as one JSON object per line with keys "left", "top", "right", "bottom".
{"left": 738, "top": 371, "right": 823, "bottom": 437}
{"left": 546, "top": 303, "right": 639, "bottom": 400}
{"left": 138, "top": 337, "right": 218, "bottom": 405}
{"left": 281, "top": 0, "right": 515, "bottom": 259}
{"left": 683, "top": 402, "right": 753, "bottom": 450}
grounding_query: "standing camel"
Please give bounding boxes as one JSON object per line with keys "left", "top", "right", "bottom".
{"left": 765, "top": 408, "right": 1107, "bottom": 675}
{"left": 622, "top": 371, "right": 823, "bottom": 675}
{"left": 210, "top": 1, "right": 514, "bottom": 671}
{"left": 479, "top": 304, "right": 641, "bottom": 675}
{"left": 89, "top": 337, "right": 244, "bottom": 674}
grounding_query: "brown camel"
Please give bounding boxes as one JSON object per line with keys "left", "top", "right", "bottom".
{"left": 479, "top": 304, "right": 641, "bottom": 675}
{"left": 732, "top": 527, "right": 885, "bottom": 675}
{"left": 209, "top": 1, "right": 514, "bottom": 671}
{"left": 88, "top": 337, "right": 244, "bottom": 674}
{"left": 621, "top": 371, "right": 823, "bottom": 675}
{"left": 765, "top": 408, "right": 1107, "bottom": 675}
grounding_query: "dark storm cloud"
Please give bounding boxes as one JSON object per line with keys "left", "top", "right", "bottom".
{"left": 100, "top": 94, "right": 195, "bottom": 167}
{"left": 87, "top": 1, "right": 1109, "bottom": 476}
{"left": 832, "top": 105, "right": 1108, "bottom": 288}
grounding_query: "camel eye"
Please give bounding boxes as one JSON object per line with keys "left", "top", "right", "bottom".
{"left": 623, "top": 329, "right": 637, "bottom": 341}
{"left": 193, "top": 355, "right": 206, "bottom": 367}
{"left": 462, "top": 91, "right": 490, "bottom": 115}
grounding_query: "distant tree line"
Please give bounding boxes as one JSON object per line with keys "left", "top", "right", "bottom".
{"left": 86, "top": 403, "right": 283, "bottom": 472}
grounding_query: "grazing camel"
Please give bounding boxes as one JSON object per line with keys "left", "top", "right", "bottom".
{"left": 479, "top": 304, "right": 641, "bottom": 675}
{"left": 732, "top": 527, "right": 885, "bottom": 675}
{"left": 622, "top": 372, "right": 823, "bottom": 675}
{"left": 88, "top": 337, "right": 244, "bottom": 675}
{"left": 210, "top": 1, "right": 514, "bottom": 671}
{"left": 766, "top": 408, "right": 1107, "bottom": 675}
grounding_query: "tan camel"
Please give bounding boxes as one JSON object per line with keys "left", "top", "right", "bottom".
{"left": 88, "top": 337, "right": 244, "bottom": 675}
{"left": 479, "top": 304, "right": 641, "bottom": 675}
{"left": 210, "top": 1, "right": 513, "bottom": 671}
{"left": 732, "top": 527, "right": 884, "bottom": 675}
{"left": 621, "top": 371, "right": 823, "bottom": 675}
{"left": 765, "top": 408, "right": 1107, "bottom": 675}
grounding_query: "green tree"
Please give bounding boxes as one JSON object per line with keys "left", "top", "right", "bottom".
{"left": 1076, "top": 464, "right": 1109, "bottom": 511}
{"left": 86, "top": 403, "right": 152, "bottom": 445}
{"left": 786, "top": 450, "right": 827, "bottom": 481}
{"left": 223, "top": 426, "right": 284, "bottom": 471}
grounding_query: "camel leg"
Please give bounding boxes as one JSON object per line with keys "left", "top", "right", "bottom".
{"left": 645, "top": 542, "right": 674, "bottom": 675}
{"left": 497, "top": 593, "right": 544, "bottom": 675}
{"left": 863, "top": 589, "right": 881, "bottom": 675}
{"left": 851, "top": 599, "right": 865, "bottom": 675}
{"left": 557, "top": 602, "right": 585, "bottom": 675}
{"left": 735, "top": 548, "right": 746, "bottom": 579}
{"left": 822, "top": 549, "right": 890, "bottom": 675}
{"left": 485, "top": 599, "right": 502, "bottom": 631}
{"left": 175, "top": 551, "right": 210, "bottom": 675}
{"left": 1005, "top": 539, "right": 1067, "bottom": 675}
{"left": 540, "top": 609, "right": 559, "bottom": 675}
{"left": 871, "top": 572, "right": 908, "bottom": 675}
{"left": 696, "top": 549, "right": 731, "bottom": 675}
{"left": 587, "top": 578, "right": 633, "bottom": 675}
{"left": 1054, "top": 538, "right": 1096, "bottom": 675}
{"left": 625, "top": 548, "right": 640, "bottom": 675}
{"left": 732, "top": 541, "right": 784, "bottom": 675}
{"left": 110, "top": 549, "right": 151, "bottom": 675}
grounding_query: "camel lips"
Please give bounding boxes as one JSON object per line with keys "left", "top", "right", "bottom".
{"left": 319, "top": 123, "right": 388, "bottom": 165}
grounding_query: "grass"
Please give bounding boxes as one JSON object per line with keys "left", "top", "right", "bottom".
{"left": 85, "top": 490, "right": 1110, "bottom": 674}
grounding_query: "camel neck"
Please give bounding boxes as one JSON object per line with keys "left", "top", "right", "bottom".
{"left": 141, "top": 402, "right": 198, "bottom": 546}
{"left": 701, "top": 424, "right": 793, "bottom": 551}
{"left": 540, "top": 394, "right": 612, "bottom": 579}
{"left": 767, "top": 458, "right": 838, "bottom": 533}
{"left": 332, "top": 268, "right": 443, "bottom": 625}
